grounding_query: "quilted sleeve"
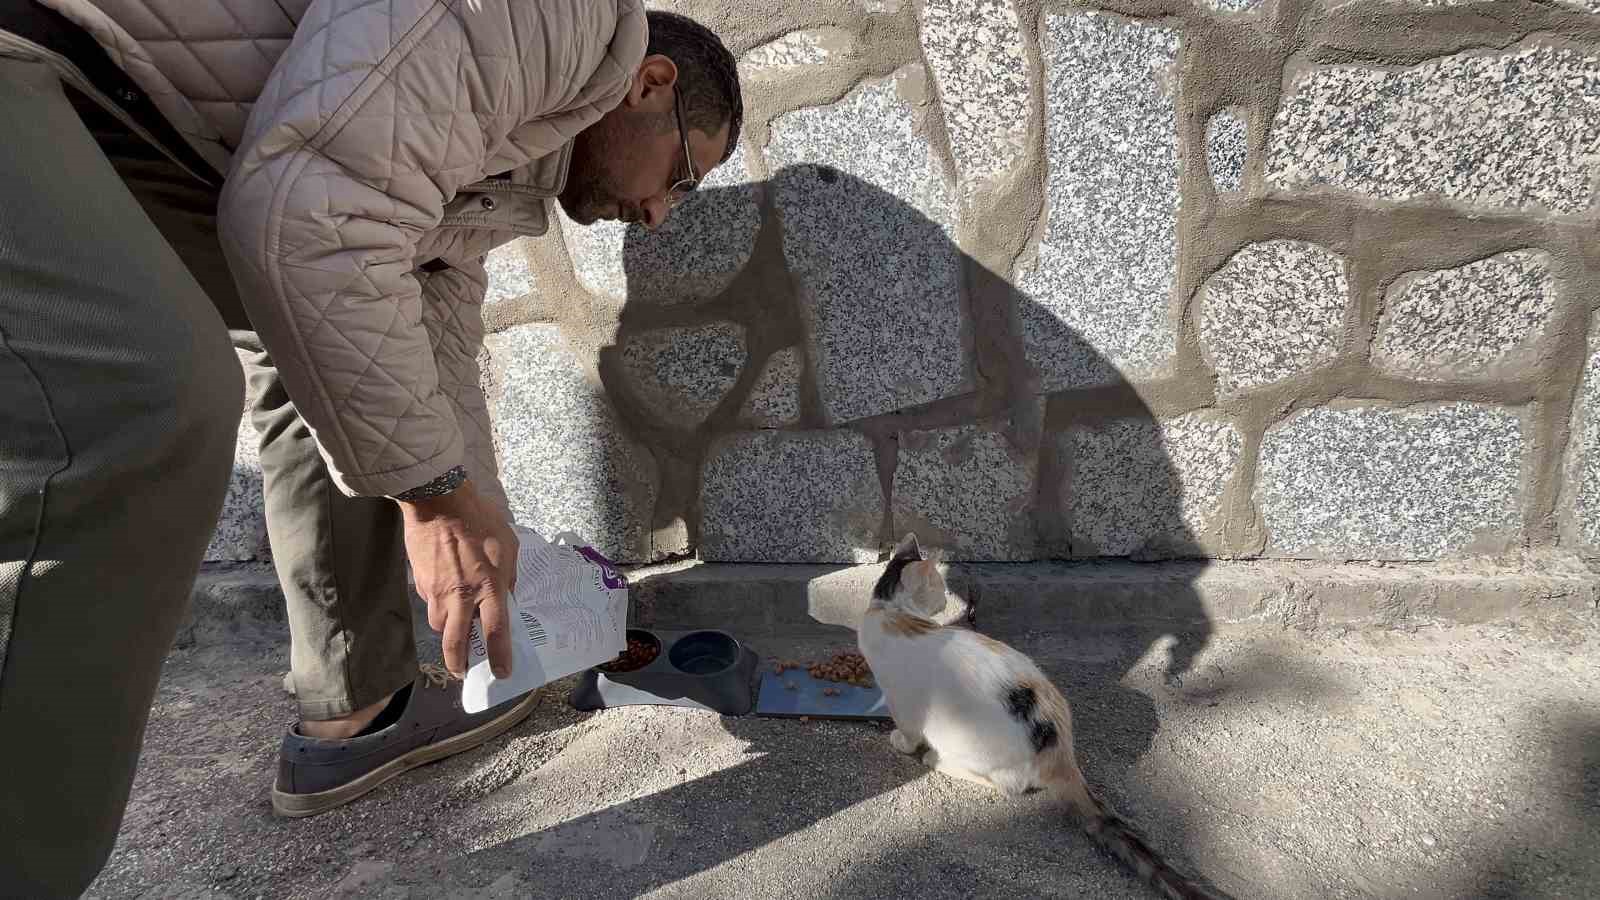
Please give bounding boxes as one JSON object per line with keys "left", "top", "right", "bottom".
{"left": 216, "top": 0, "right": 642, "bottom": 498}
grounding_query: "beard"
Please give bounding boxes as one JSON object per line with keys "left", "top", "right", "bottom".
{"left": 559, "top": 109, "right": 674, "bottom": 225}
{"left": 558, "top": 122, "right": 628, "bottom": 225}
{"left": 556, "top": 175, "right": 612, "bottom": 226}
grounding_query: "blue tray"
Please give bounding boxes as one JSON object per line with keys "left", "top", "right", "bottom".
{"left": 753, "top": 669, "right": 891, "bottom": 721}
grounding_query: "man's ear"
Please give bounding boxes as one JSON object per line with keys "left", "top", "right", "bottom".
{"left": 625, "top": 54, "right": 679, "bottom": 109}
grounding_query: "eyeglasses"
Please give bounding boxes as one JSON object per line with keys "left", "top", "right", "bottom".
{"left": 667, "top": 86, "right": 699, "bottom": 209}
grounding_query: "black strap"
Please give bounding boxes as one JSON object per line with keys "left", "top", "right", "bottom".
{"left": 419, "top": 258, "right": 450, "bottom": 273}
{"left": 1, "top": 1, "right": 226, "bottom": 188}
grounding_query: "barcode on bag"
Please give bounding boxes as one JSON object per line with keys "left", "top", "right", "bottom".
{"left": 519, "top": 609, "right": 548, "bottom": 648}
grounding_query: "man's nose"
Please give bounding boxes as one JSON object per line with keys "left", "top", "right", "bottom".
{"left": 640, "top": 196, "right": 670, "bottom": 231}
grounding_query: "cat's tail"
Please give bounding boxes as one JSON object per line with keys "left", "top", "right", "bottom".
{"left": 1052, "top": 767, "right": 1234, "bottom": 900}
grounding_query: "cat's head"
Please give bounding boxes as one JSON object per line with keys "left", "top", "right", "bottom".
{"left": 869, "top": 533, "right": 950, "bottom": 619}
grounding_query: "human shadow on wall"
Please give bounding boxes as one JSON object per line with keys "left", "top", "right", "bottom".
{"left": 416, "top": 167, "right": 1228, "bottom": 894}
{"left": 615, "top": 161, "right": 1217, "bottom": 760}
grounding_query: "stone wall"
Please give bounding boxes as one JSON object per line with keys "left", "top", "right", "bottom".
{"left": 206, "top": 0, "right": 1600, "bottom": 568}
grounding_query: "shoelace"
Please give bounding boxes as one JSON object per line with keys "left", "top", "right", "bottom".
{"left": 418, "top": 662, "right": 459, "bottom": 689}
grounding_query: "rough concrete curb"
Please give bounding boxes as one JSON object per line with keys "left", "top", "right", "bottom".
{"left": 179, "top": 563, "right": 292, "bottom": 649}
{"left": 958, "top": 559, "right": 1600, "bottom": 634}
{"left": 189, "top": 557, "right": 1600, "bottom": 647}
{"left": 182, "top": 563, "right": 441, "bottom": 653}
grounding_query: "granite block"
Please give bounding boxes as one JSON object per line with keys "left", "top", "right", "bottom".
{"left": 1257, "top": 404, "right": 1525, "bottom": 559}
{"left": 1199, "top": 240, "right": 1348, "bottom": 397}
{"left": 1207, "top": 108, "right": 1248, "bottom": 194}
{"left": 205, "top": 405, "right": 269, "bottom": 562}
{"left": 1373, "top": 250, "right": 1557, "bottom": 381}
{"left": 1067, "top": 413, "right": 1242, "bottom": 558}
{"left": 892, "top": 425, "right": 1037, "bottom": 561}
{"left": 767, "top": 68, "right": 969, "bottom": 423}
{"left": 919, "top": 0, "right": 1030, "bottom": 195}
{"left": 486, "top": 325, "right": 657, "bottom": 562}
{"left": 1017, "top": 13, "right": 1182, "bottom": 390}
{"left": 483, "top": 239, "right": 535, "bottom": 308}
{"left": 621, "top": 323, "right": 747, "bottom": 427}
{"left": 738, "top": 28, "right": 851, "bottom": 82}
{"left": 561, "top": 146, "right": 760, "bottom": 305}
{"left": 701, "top": 431, "right": 882, "bottom": 563}
{"left": 1561, "top": 314, "right": 1600, "bottom": 556}
{"left": 742, "top": 346, "right": 803, "bottom": 428}
{"left": 1268, "top": 46, "right": 1600, "bottom": 213}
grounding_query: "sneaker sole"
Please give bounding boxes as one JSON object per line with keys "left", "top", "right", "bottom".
{"left": 271, "top": 690, "right": 539, "bottom": 818}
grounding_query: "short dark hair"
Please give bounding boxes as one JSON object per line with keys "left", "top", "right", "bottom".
{"left": 647, "top": 10, "right": 742, "bottom": 163}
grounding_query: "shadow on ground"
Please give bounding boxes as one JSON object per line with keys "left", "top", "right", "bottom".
{"left": 327, "top": 626, "right": 1343, "bottom": 899}
{"left": 1472, "top": 705, "right": 1600, "bottom": 898}
{"left": 86, "top": 621, "right": 1600, "bottom": 899}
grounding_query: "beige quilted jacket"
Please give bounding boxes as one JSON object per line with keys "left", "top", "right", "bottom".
{"left": 5, "top": 0, "right": 646, "bottom": 499}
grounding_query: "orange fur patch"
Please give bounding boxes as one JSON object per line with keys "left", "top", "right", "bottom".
{"left": 975, "top": 633, "right": 1010, "bottom": 654}
{"left": 1030, "top": 678, "right": 1074, "bottom": 733}
{"left": 1039, "top": 747, "right": 1093, "bottom": 811}
{"left": 1034, "top": 698, "right": 1092, "bottom": 820}
{"left": 880, "top": 610, "right": 941, "bottom": 637}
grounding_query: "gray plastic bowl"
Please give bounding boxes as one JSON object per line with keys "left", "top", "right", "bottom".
{"left": 568, "top": 628, "right": 758, "bottom": 715}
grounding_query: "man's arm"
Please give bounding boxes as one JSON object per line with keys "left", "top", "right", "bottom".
{"left": 217, "top": 0, "right": 643, "bottom": 498}
{"left": 218, "top": 0, "right": 644, "bottom": 676}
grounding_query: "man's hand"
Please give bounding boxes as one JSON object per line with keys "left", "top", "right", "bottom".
{"left": 398, "top": 479, "right": 517, "bottom": 679}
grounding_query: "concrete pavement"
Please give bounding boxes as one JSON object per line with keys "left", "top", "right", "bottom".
{"left": 87, "top": 594, "right": 1600, "bottom": 899}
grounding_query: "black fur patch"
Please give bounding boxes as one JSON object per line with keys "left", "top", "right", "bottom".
{"left": 1004, "top": 685, "right": 1036, "bottom": 721}
{"left": 1030, "top": 719, "right": 1060, "bottom": 752}
{"left": 1006, "top": 684, "right": 1059, "bottom": 752}
{"left": 871, "top": 556, "right": 912, "bottom": 602}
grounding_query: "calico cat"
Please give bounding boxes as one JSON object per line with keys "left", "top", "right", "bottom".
{"left": 858, "top": 533, "right": 1232, "bottom": 900}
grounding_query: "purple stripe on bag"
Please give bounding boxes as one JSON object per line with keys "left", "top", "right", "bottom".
{"left": 576, "top": 546, "right": 627, "bottom": 589}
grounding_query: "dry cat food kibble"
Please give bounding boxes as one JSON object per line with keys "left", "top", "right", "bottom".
{"left": 771, "top": 651, "right": 874, "bottom": 688}
{"left": 808, "top": 651, "right": 873, "bottom": 687}
{"left": 598, "top": 636, "right": 659, "bottom": 673}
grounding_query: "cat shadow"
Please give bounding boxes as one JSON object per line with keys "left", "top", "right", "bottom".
{"left": 467, "top": 165, "right": 1221, "bottom": 891}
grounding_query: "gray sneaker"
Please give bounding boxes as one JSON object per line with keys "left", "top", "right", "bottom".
{"left": 272, "top": 665, "right": 537, "bottom": 818}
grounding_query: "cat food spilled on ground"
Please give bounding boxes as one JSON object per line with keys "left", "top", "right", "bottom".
{"left": 771, "top": 651, "right": 874, "bottom": 689}
{"left": 599, "top": 636, "right": 659, "bottom": 673}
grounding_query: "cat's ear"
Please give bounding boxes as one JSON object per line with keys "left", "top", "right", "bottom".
{"left": 906, "top": 561, "right": 949, "bottom": 617}
{"left": 891, "top": 532, "right": 922, "bottom": 562}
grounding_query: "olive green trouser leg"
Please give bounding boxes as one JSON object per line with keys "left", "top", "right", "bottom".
{"left": 236, "top": 332, "right": 420, "bottom": 721}
{"left": 0, "top": 59, "right": 242, "bottom": 898}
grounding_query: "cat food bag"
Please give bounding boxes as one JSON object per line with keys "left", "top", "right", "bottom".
{"left": 461, "top": 525, "right": 629, "bottom": 713}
